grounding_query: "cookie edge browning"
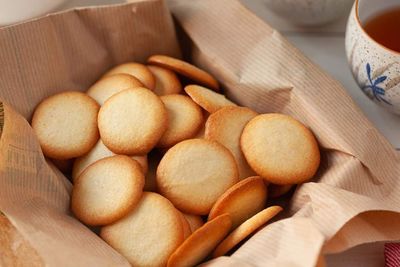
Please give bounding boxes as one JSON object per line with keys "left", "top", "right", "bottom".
{"left": 240, "top": 113, "right": 320, "bottom": 185}
{"left": 212, "top": 206, "right": 283, "bottom": 258}
{"left": 71, "top": 155, "right": 145, "bottom": 226}
{"left": 100, "top": 192, "right": 185, "bottom": 267}
{"left": 184, "top": 85, "right": 236, "bottom": 113}
{"left": 98, "top": 88, "right": 168, "bottom": 155}
{"left": 208, "top": 176, "right": 267, "bottom": 226}
{"left": 167, "top": 214, "right": 232, "bottom": 267}
{"left": 205, "top": 106, "right": 258, "bottom": 179}
{"left": 157, "top": 94, "right": 204, "bottom": 148}
{"left": 87, "top": 73, "right": 144, "bottom": 105}
{"left": 148, "top": 65, "right": 182, "bottom": 96}
{"left": 148, "top": 55, "right": 219, "bottom": 91}
{"left": 31, "top": 91, "right": 100, "bottom": 160}
{"left": 156, "top": 139, "right": 239, "bottom": 215}
{"left": 103, "top": 62, "right": 155, "bottom": 90}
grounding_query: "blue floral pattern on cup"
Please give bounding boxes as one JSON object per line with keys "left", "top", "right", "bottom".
{"left": 362, "top": 63, "right": 391, "bottom": 105}
{"left": 345, "top": 2, "right": 400, "bottom": 114}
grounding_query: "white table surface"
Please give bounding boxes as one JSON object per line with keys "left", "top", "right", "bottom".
{"left": 55, "top": 1, "right": 389, "bottom": 266}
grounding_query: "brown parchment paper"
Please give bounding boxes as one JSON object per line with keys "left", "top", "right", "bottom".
{"left": 0, "top": 0, "right": 399, "bottom": 266}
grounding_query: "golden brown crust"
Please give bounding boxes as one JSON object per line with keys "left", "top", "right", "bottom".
{"left": 157, "top": 139, "right": 239, "bottom": 215}
{"left": 71, "top": 155, "right": 144, "bottom": 226}
{"left": 184, "top": 85, "right": 236, "bottom": 113}
{"left": 240, "top": 114, "right": 320, "bottom": 184}
{"left": 72, "top": 139, "right": 148, "bottom": 181}
{"left": 98, "top": 88, "right": 168, "bottom": 155}
{"left": 31, "top": 91, "right": 99, "bottom": 160}
{"left": 101, "top": 192, "right": 184, "bottom": 267}
{"left": 158, "top": 95, "right": 204, "bottom": 148}
{"left": 148, "top": 55, "right": 219, "bottom": 91}
{"left": 212, "top": 206, "right": 282, "bottom": 258}
{"left": 167, "top": 214, "right": 232, "bottom": 267}
{"left": 103, "top": 62, "right": 155, "bottom": 90}
{"left": 87, "top": 73, "right": 143, "bottom": 105}
{"left": 205, "top": 106, "right": 257, "bottom": 179}
{"left": 148, "top": 65, "right": 182, "bottom": 95}
{"left": 208, "top": 176, "right": 267, "bottom": 229}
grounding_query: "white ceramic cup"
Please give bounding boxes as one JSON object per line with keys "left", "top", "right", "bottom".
{"left": 264, "top": 0, "right": 354, "bottom": 26}
{"left": 345, "top": 0, "right": 400, "bottom": 114}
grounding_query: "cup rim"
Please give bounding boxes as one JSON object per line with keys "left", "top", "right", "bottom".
{"left": 355, "top": 0, "right": 400, "bottom": 55}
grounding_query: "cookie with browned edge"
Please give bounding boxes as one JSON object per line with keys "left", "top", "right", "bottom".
{"left": 157, "top": 139, "right": 239, "bottom": 215}
{"left": 32, "top": 91, "right": 99, "bottom": 159}
{"left": 167, "top": 214, "right": 232, "bottom": 267}
{"left": 205, "top": 106, "right": 257, "bottom": 179}
{"left": 208, "top": 176, "right": 267, "bottom": 229}
{"left": 185, "top": 85, "right": 236, "bottom": 113}
{"left": 72, "top": 139, "right": 147, "bottom": 181}
{"left": 103, "top": 62, "right": 155, "bottom": 90}
{"left": 158, "top": 95, "right": 203, "bottom": 148}
{"left": 98, "top": 88, "right": 168, "bottom": 155}
{"left": 148, "top": 55, "right": 219, "bottom": 91}
{"left": 148, "top": 65, "right": 182, "bottom": 96}
{"left": 71, "top": 155, "right": 144, "bottom": 226}
{"left": 212, "top": 206, "right": 282, "bottom": 257}
{"left": 87, "top": 73, "right": 143, "bottom": 105}
{"left": 241, "top": 114, "right": 320, "bottom": 184}
{"left": 101, "top": 192, "right": 184, "bottom": 267}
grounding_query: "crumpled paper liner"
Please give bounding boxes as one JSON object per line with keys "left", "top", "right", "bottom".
{"left": 0, "top": 0, "right": 399, "bottom": 266}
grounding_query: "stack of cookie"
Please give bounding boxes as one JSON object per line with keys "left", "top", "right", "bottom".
{"left": 31, "top": 55, "right": 320, "bottom": 267}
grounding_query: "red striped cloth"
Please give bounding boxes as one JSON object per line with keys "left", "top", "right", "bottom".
{"left": 385, "top": 243, "right": 400, "bottom": 266}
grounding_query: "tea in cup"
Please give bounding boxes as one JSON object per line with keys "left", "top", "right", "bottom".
{"left": 346, "top": 0, "right": 400, "bottom": 114}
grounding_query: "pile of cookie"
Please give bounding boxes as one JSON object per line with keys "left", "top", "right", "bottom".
{"left": 31, "top": 55, "right": 320, "bottom": 267}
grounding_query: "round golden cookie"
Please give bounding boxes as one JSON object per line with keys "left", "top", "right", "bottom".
{"left": 98, "top": 88, "right": 168, "bottom": 155}
{"left": 212, "top": 206, "right": 282, "bottom": 258}
{"left": 71, "top": 155, "right": 144, "bottom": 226}
{"left": 148, "top": 65, "right": 182, "bottom": 96}
{"left": 148, "top": 55, "right": 219, "bottom": 91}
{"left": 240, "top": 114, "right": 320, "bottom": 185}
{"left": 205, "top": 106, "right": 257, "bottom": 179}
{"left": 184, "top": 85, "right": 236, "bottom": 113}
{"left": 101, "top": 192, "right": 184, "bottom": 267}
{"left": 178, "top": 212, "right": 192, "bottom": 240}
{"left": 87, "top": 73, "right": 143, "bottom": 105}
{"left": 103, "top": 62, "right": 155, "bottom": 90}
{"left": 208, "top": 176, "right": 267, "bottom": 229}
{"left": 157, "top": 139, "right": 239, "bottom": 215}
{"left": 182, "top": 213, "right": 204, "bottom": 233}
{"left": 72, "top": 139, "right": 148, "bottom": 181}
{"left": 31, "top": 91, "right": 99, "bottom": 159}
{"left": 269, "top": 184, "right": 294, "bottom": 198}
{"left": 158, "top": 95, "right": 203, "bottom": 148}
{"left": 167, "top": 214, "right": 232, "bottom": 267}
